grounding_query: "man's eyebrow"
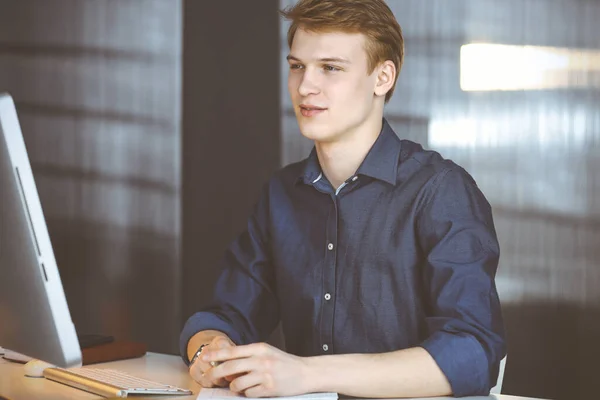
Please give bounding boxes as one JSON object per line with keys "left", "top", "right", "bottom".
{"left": 286, "top": 55, "right": 351, "bottom": 64}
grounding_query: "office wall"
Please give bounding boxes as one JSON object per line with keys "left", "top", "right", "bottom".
{"left": 279, "top": 1, "right": 600, "bottom": 399}
{"left": 0, "top": 0, "right": 183, "bottom": 354}
{"left": 0, "top": 0, "right": 282, "bottom": 357}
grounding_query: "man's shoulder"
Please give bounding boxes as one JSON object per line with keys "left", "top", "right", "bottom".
{"left": 398, "top": 139, "right": 475, "bottom": 185}
{"left": 400, "top": 139, "right": 448, "bottom": 170}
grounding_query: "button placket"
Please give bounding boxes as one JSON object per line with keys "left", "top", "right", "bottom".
{"left": 320, "top": 193, "right": 339, "bottom": 356}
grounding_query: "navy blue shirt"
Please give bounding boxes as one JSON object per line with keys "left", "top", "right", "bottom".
{"left": 180, "top": 119, "right": 506, "bottom": 397}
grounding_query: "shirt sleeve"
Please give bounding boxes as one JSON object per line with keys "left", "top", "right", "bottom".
{"left": 416, "top": 166, "right": 507, "bottom": 397}
{"left": 179, "top": 183, "right": 280, "bottom": 364}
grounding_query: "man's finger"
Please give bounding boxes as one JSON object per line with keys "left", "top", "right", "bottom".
{"left": 203, "top": 367, "right": 231, "bottom": 388}
{"left": 192, "top": 366, "right": 226, "bottom": 388}
{"left": 225, "top": 372, "right": 244, "bottom": 382}
{"left": 189, "top": 357, "right": 223, "bottom": 388}
{"left": 203, "top": 342, "right": 268, "bottom": 364}
{"left": 209, "top": 376, "right": 229, "bottom": 388}
{"left": 229, "top": 371, "right": 264, "bottom": 395}
{"left": 189, "top": 360, "right": 204, "bottom": 382}
{"left": 190, "top": 362, "right": 211, "bottom": 386}
{"left": 214, "top": 337, "right": 233, "bottom": 349}
{"left": 211, "top": 358, "right": 255, "bottom": 381}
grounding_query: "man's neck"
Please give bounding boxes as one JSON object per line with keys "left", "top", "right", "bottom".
{"left": 315, "top": 117, "right": 383, "bottom": 190}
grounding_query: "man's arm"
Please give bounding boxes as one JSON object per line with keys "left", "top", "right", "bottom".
{"left": 307, "top": 347, "right": 451, "bottom": 398}
{"left": 179, "top": 183, "right": 280, "bottom": 367}
{"left": 204, "top": 343, "right": 451, "bottom": 398}
{"left": 416, "top": 166, "right": 506, "bottom": 396}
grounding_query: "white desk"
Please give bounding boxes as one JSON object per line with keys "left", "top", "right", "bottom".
{"left": 0, "top": 352, "right": 199, "bottom": 400}
{"left": 0, "top": 352, "right": 547, "bottom": 400}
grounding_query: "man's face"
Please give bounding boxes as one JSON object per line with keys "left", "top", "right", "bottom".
{"left": 287, "top": 28, "right": 379, "bottom": 143}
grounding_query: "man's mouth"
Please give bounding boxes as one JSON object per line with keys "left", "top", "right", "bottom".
{"left": 299, "top": 105, "right": 327, "bottom": 117}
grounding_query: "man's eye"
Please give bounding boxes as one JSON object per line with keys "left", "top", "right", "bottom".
{"left": 290, "top": 64, "right": 303, "bottom": 70}
{"left": 323, "top": 65, "right": 341, "bottom": 72}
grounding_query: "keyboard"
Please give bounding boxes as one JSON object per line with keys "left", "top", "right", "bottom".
{"left": 43, "top": 367, "right": 193, "bottom": 398}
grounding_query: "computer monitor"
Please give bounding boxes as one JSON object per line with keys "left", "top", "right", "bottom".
{"left": 0, "top": 93, "right": 82, "bottom": 368}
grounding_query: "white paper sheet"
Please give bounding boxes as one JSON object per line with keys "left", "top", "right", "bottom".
{"left": 197, "top": 388, "right": 338, "bottom": 400}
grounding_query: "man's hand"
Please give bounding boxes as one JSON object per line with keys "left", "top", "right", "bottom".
{"left": 189, "top": 335, "right": 237, "bottom": 388}
{"left": 202, "top": 342, "right": 313, "bottom": 398}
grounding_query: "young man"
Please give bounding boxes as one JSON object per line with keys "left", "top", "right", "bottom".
{"left": 181, "top": 0, "right": 506, "bottom": 398}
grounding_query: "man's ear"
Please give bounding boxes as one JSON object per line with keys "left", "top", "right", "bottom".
{"left": 374, "top": 60, "right": 396, "bottom": 98}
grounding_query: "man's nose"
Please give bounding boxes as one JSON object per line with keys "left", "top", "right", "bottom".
{"left": 297, "top": 70, "right": 320, "bottom": 96}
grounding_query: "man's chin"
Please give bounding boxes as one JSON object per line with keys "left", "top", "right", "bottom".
{"left": 298, "top": 123, "right": 330, "bottom": 142}
{"left": 299, "top": 129, "right": 329, "bottom": 142}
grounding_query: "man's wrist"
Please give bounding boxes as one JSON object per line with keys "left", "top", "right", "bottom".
{"left": 302, "top": 356, "right": 327, "bottom": 393}
{"left": 189, "top": 343, "right": 210, "bottom": 366}
{"left": 186, "top": 330, "right": 231, "bottom": 363}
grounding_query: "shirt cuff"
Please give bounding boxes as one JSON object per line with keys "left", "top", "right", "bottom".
{"left": 179, "top": 312, "right": 244, "bottom": 365}
{"left": 420, "top": 331, "right": 490, "bottom": 397}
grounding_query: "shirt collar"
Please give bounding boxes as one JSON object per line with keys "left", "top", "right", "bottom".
{"left": 298, "top": 147, "right": 322, "bottom": 185}
{"left": 355, "top": 118, "right": 400, "bottom": 186}
{"left": 298, "top": 118, "right": 401, "bottom": 186}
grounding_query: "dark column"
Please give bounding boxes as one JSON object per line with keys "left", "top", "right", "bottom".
{"left": 181, "top": 0, "right": 282, "bottom": 338}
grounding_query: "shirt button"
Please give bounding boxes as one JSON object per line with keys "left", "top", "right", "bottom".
{"left": 324, "top": 293, "right": 331, "bottom": 301}
{"left": 323, "top": 344, "right": 329, "bottom": 351}
{"left": 327, "top": 243, "right": 334, "bottom": 251}
{"left": 352, "top": 176, "right": 358, "bottom": 182}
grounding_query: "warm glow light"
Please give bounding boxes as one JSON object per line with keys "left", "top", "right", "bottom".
{"left": 460, "top": 43, "right": 600, "bottom": 91}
